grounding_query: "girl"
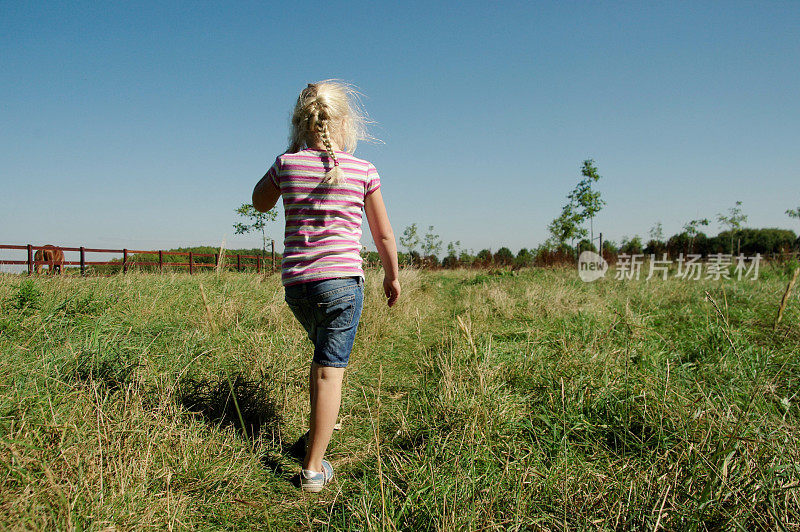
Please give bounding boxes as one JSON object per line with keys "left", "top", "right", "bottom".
{"left": 252, "top": 80, "right": 400, "bottom": 493}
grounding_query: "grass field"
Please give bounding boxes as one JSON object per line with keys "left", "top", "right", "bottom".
{"left": 1, "top": 266, "right": 799, "bottom": 530}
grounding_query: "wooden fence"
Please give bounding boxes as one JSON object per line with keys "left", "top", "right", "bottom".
{"left": 0, "top": 243, "right": 276, "bottom": 276}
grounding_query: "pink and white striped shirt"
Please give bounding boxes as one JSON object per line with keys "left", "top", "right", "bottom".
{"left": 267, "top": 149, "right": 381, "bottom": 286}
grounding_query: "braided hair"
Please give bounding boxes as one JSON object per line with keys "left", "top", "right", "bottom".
{"left": 313, "top": 102, "right": 344, "bottom": 184}
{"left": 288, "top": 80, "right": 374, "bottom": 185}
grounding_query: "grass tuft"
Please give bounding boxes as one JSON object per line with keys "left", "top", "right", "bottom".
{"left": 177, "top": 371, "right": 283, "bottom": 440}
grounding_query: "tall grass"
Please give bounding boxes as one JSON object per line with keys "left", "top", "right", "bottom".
{"left": 0, "top": 267, "right": 798, "bottom": 529}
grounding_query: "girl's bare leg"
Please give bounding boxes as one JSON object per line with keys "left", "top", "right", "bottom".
{"left": 304, "top": 362, "right": 345, "bottom": 472}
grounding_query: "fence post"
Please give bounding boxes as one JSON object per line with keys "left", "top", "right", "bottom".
{"left": 214, "top": 253, "right": 219, "bottom": 268}
{"left": 27, "top": 244, "right": 33, "bottom": 275}
{"left": 271, "top": 240, "right": 275, "bottom": 271}
{"left": 123, "top": 249, "right": 128, "bottom": 274}
{"left": 189, "top": 251, "right": 193, "bottom": 275}
{"left": 159, "top": 250, "right": 163, "bottom": 273}
{"left": 237, "top": 254, "right": 241, "bottom": 272}
{"left": 80, "top": 246, "right": 86, "bottom": 276}
{"left": 599, "top": 232, "right": 603, "bottom": 259}
{"left": 256, "top": 256, "right": 261, "bottom": 274}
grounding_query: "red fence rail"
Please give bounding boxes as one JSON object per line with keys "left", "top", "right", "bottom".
{"left": 0, "top": 243, "right": 277, "bottom": 276}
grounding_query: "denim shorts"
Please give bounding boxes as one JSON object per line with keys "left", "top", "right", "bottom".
{"left": 284, "top": 276, "right": 364, "bottom": 368}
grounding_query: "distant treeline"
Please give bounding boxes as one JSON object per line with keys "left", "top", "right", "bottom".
{"left": 86, "top": 227, "right": 797, "bottom": 274}
{"left": 606, "top": 228, "right": 798, "bottom": 258}
{"left": 376, "top": 227, "right": 799, "bottom": 269}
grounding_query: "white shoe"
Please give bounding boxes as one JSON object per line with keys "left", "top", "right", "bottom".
{"left": 300, "top": 459, "right": 334, "bottom": 493}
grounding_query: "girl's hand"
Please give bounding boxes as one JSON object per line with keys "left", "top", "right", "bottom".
{"left": 383, "top": 277, "right": 401, "bottom": 307}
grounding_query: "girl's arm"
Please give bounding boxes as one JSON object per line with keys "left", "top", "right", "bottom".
{"left": 365, "top": 189, "right": 401, "bottom": 307}
{"left": 252, "top": 173, "right": 281, "bottom": 213}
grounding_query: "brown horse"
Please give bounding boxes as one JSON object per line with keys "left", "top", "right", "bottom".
{"left": 34, "top": 245, "right": 65, "bottom": 274}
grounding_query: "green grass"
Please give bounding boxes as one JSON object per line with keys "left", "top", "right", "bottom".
{"left": 1, "top": 266, "right": 799, "bottom": 530}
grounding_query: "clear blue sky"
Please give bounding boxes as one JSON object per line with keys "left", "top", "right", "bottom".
{"left": 2, "top": 1, "right": 799, "bottom": 259}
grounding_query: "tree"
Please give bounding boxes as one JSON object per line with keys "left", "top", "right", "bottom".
{"left": 362, "top": 250, "right": 380, "bottom": 268}
{"left": 717, "top": 201, "right": 748, "bottom": 254}
{"left": 493, "top": 247, "right": 514, "bottom": 266}
{"left": 547, "top": 202, "right": 586, "bottom": 249}
{"left": 233, "top": 203, "right": 278, "bottom": 266}
{"left": 619, "top": 235, "right": 643, "bottom": 255}
{"left": 568, "top": 159, "right": 606, "bottom": 244}
{"left": 683, "top": 218, "right": 709, "bottom": 254}
{"left": 399, "top": 223, "right": 420, "bottom": 265}
{"left": 602, "top": 240, "right": 619, "bottom": 254}
{"left": 649, "top": 222, "right": 664, "bottom": 242}
{"left": 446, "top": 240, "right": 461, "bottom": 259}
{"left": 401, "top": 250, "right": 421, "bottom": 267}
{"left": 459, "top": 248, "right": 475, "bottom": 267}
{"left": 577, "top": 239, "right": 596, "bottom": 253}
{"left": 789, "top": 206, "right": 800, "bottom": 249}
{"left": 443, "top": 241, "right": 461, "bottom": 269}
{"left": 476, "top": 249, "right": 493, "bottom": 267}
{"left": 421, "top": 225, "right": 442, "bottom": 262}
{"left": 547, "top": 159, "right": 604, "bottom": 251}
{"left": 668, "top": 231, "right": 710, "bottom": 257}
{"left": 514, "top": 248, "right": 534, "bottom": 269}
{"left": 646, "top": 221, "right": 666, "bottom": 255}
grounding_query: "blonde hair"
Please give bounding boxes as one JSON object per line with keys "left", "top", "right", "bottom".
{"left": 288, "top": 79, "right": 373, "bottom": 184}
